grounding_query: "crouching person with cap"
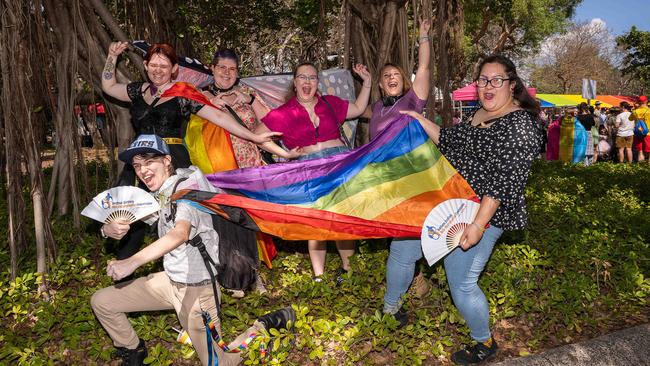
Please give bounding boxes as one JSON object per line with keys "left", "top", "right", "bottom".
{"left": 91, "top": 134, "right": 295, "bottom": 366}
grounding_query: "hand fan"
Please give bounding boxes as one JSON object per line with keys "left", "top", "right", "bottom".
{"left": 81, "top": 186, "right": 159, "bottom": 224}
{"left": 421, "top": 198, "right": 480, "bottom": 265}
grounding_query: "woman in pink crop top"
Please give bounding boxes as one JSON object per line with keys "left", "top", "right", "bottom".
{"left": 363, "top": 19, "right": 431, "bottom": 140}
{"left": 256, "top": 61, "right": 372, "bottom": 281}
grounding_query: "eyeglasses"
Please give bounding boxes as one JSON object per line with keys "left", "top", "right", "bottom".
{"left": 476, "top": 77, "right": 512, "bottom": 88}
{"left": 215, "top": 64, "right": 237, "bottom": 74}
{"left": 296, "top": 74, "right": 318, "bottom": 82}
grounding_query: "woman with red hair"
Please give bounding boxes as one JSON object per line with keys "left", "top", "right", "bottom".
{"left": 101, "top": 41, "right": 280, "bottom": 260}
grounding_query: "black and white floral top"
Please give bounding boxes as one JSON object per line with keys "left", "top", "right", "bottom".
{"left": 438, "top": 110, "right": 544, "bottom": 230}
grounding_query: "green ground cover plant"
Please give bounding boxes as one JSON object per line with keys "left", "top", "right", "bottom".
{"left": 0, "top": 160, "right": 648, "bottom": 365}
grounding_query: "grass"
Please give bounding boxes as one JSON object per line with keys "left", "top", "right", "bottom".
{"left": 0, "top": 160, "right": 648, "bottom": 365}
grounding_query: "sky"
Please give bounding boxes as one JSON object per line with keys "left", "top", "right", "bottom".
{"left": 573, "top": 0, "right": 650, "bottom": 35}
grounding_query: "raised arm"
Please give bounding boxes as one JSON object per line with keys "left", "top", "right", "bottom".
{"left": 197, "top": 105, "right": 281, "bottom": 144}
{"left": 346, "top": 64, "right": 372, "bottom": 119}
{"left": 412, "top": 19, "right": 431, "bottom": 100}
{"left": 106, "top": 219, "right": 191, "bottom": 281}
{"left": 101, "top": 41, "right": 131, "bottom": 102}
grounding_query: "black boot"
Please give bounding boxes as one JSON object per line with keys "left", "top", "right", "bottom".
{"left": 451, "top": 337, "right": 498, "bottom": 365}
{"left": 114, "top": 338, "right": 147, "bottom": 366}
{"left": 257, "top": 306, "right": 296, "bottom": 330}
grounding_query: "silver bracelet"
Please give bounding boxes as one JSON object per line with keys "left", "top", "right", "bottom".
{"left": 100, "top": 226, "right": 108, "bottom": 239}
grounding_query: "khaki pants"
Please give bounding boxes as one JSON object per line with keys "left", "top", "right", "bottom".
{"left": 91, "top": 271, "right": 263, "bottom": 366}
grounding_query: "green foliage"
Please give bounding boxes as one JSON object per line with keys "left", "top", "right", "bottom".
{"left": 617, "top": 26, "right": 650, "bottom": 91}
{"left": 1, "top": 160, "right": 649, "bottom": 364}
{"left": 463, "top": 0, "right": 580, "bottom": 58}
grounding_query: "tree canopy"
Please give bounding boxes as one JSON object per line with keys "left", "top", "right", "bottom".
{"left": 462, "top": 0, "right": 581, "bottom": 79}
{"left": 617, "top": 26, "right": 650, "bottom": 93}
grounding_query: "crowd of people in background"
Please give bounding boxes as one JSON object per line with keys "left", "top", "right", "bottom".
{"left": 534, "top": 96, "right": 650, "bottom": 164}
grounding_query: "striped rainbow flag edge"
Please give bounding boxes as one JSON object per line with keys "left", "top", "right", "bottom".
{"left": 173, "top": 115, "right": 477, "bottom": 241}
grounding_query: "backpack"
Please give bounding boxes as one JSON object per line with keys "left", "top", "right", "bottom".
{"left": 210, "top": 214, "right": 258, "bottom": 291}
{"left": 168, "top": 177, "right": 258, "bottom": 292}
{"left": 635, "top": 120, "right": 649, "bottom": 137}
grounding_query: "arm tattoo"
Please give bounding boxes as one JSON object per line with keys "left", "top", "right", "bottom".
{"left": 103, "top": 56, "right": 116, "bottom": 80}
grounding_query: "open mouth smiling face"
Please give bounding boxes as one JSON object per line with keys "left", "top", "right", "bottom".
{"left": 145, "top": 54, "right": 177, "bottom": 86}
{"left": 380, "top": 67, "right": 404, "bottom": 97}
{"left": 132, "top": 155, "right": 171, "bottom": 192}
{"left": 294, "top": 65, "right": 319, "bottom": 101}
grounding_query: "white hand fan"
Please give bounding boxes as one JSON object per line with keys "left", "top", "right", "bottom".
{"left": 81, "top": 186, "right": 159, "bottom": 224}
{"left": 421, "top": 198, "right": 481, "bottom": 265}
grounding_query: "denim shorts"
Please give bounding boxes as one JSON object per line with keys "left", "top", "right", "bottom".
{"left": 297, "top": 146, "right": 349, "bottom": 161}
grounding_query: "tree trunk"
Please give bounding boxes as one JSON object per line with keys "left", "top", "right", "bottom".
{"left": 0, "top": 1, "right": 27, "bottom": 280}
{"left": 347, "top": 0, "right": 410, "bottom": 142}
{"left": 434, "top": 0, "right": 463, "bottom": 127}
{"left": 1, "top": 0, "right": 56, "bottom": 276}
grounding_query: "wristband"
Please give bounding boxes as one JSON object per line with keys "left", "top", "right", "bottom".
{"left": 419, "top": 36, "right": 430, "bottom": 43}
{"left": 247, "top": 94, "right": 256, "bottom": 105}
{"left": 100, "top": 226, "right": 108, "bottom": 239}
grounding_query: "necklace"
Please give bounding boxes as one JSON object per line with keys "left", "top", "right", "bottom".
{"left": 149, "top": 81, "right": 171, "bottom": 98}
{"left": 207, "top": 83, "right": 234, "bottom": 95}
{"left": 297, "top": 95, "right": 316, "bottom": 105}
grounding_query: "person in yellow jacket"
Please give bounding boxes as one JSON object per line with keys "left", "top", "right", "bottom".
{"left": 629, "top": 95, "right": 650, "bottom": 163}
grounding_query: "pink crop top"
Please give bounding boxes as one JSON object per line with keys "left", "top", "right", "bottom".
{"left": 262, "top": 95, "right": 349, "bottom": 150}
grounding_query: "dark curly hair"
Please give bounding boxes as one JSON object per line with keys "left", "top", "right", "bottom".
{"left": 476, "top": 54, "right": 540, "bottom": 117}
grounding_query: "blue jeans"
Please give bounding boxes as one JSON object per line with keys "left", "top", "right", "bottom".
{"left": 296, "top": 146, "right": 349, "bottom": 161}
{"left": 383, "top": 226, "right": 503, "bottom": 342}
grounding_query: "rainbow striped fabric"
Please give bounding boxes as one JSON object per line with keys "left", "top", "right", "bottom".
{"left": 173, "top": 115, "right": 477, "bottom": 240}
{"left": 558, "top": 116, "right": 587, "bottom": 163}
{"left": 162, "top": 82, "right": 240, "bottom": 174}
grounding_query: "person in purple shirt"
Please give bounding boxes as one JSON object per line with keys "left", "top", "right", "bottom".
{"left": 256, "top": 62, "right": 371, "bottom": 282}
{"left": 361, "top": 18, "right": 432, "bottom": 315}
{"left": 363, "top": 19, "right": 431, "bottom": 139}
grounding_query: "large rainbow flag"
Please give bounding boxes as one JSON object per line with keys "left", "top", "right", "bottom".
{"left": 172, "top": 115, "right": 477, "bottom": 240}
{"left": 558, "top": 115, "right": 587, "bottom": 163}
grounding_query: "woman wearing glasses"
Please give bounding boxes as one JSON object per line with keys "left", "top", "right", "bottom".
{"left": 256, "top": 62, "right": 372, "bottom": 281}
{"left": 101, "top": 42, "right": 280, "bottom": 262}
{"left": 384, "top": 55, "right": 545, "bottom": 365}
{"left": 203, "top": 49, "right": 301, "bottom": 168}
